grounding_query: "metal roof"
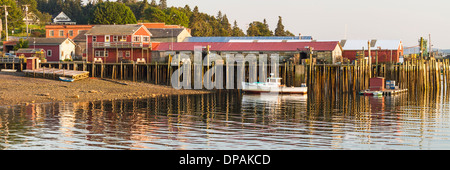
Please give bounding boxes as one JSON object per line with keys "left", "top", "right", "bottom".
{"left": 16, "top": 48, "right": 45, "bottom": 53}
{"left": 72, "top": 30, "right": 88, "bottom": 42}
{"left": 341, "top": 39, "right": 401, "bottom": 50}
{"left": 148, "top": 28, "right": 186, "bottom": 38}
{"left": 85, "top": 25, "right": 144, "bottom": 35}
{"left": 154, "top": 41, "right": 340, "bottom": 52}
{"left": 27, "top": 38, "right": 74, "bottom": 45}
{"left": 183, "top": 36, "right": 307, "bottom": 42}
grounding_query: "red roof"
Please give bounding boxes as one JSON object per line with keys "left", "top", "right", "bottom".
{"left": 153, "top": 41, "right": 340, "bottom": 52}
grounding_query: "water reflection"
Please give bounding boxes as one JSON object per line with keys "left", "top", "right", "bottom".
{"left": 1, "top": 89, "right": 450, "bottom": 150}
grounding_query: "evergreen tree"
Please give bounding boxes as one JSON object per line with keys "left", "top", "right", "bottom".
{"left": 90, "top": 2, "right": 137, "bottom": 24}
{"left": 150, "top": 0, "right": 157, "bottom": 6}
{"left": 231, "top": 20, "right": 245, "bottom": 36}
{"left": 274, "top": 16, "right": 285, "bottom": 36}
{"left": 218, "top": 14, "right": 231, "bottom": 36}
{"left": 159, "top": 0, "right": 167, "bottom": 9}
{"left": 247, "top": 20, "right": 273, "bottom": 36}
{"left": 143, "top": 6, "right": 165, "bottom": 22}
{"left": 274, "top": 16, "right": 295, "bottom": 36}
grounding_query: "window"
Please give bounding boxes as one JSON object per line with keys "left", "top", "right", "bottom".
{"left": 105, "top": 35, "right": 110, "bottom": 42}
{"left": 121, "top": 36, "right": 127, "bottom": 41}
{"left": 68, "top": 30, "right": 73, "bottom": 37}
{"left": 126, "top": 51, "right": 130, "bottom": 57}
{"left": 49, "top": 30, "right": 54, "bottom": 37}
{"left": 59, "top": 30, "right": 64, "bottom": 37}
{"left": 133, "top": 35, "right": 140, "bottom": 42}
{"left": 92, "top": 36, "right": 97, "bottom": 42}
{"left": 113, "top": 36, "right": 118, "bottom": 42}
{"left": 143, "top": 36, "right": 150, "bottom": 42}
{"left": 47, "top": 50, "right": 52, "bottom": 57}
{"left": 95, "top": 51, "right": 108, "bottom": 57}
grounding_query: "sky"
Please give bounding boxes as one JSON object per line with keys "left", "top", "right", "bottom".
{"left": 166, "top": 0, "right": 450, "bottom": 49}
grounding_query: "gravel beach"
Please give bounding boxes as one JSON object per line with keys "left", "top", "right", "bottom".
{"left": 0, "top": 72, "right": 210, "bottom": 106}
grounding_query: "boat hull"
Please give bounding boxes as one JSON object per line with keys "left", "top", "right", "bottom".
{"left": 59, "top": 77, "right": 74, "bottom": 82}
{"left": 242, "top": 82, "right": 307, "bottom": 94}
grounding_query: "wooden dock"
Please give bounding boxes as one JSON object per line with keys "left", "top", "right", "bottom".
{"left": 382, "top": 89, "right": 408, "bottom": 96}
{"left": 360, "top": 89, "right": 408, "bottom": 96}
{"left": 22, "top": 67, "right": 89, "bottom": 81}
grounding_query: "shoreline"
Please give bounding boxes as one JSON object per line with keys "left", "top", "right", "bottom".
{"left": 0, "top": 72, "right": 211, "bottom": 106}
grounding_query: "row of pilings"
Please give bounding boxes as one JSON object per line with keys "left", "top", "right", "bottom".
{"left": 1, "top": 58, "right": 449, "bottom": 95}
{"left": 306, "top": 58, "right": 450, "bottom": 98}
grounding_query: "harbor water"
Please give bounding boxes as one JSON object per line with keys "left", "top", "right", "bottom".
{"left": 1, "top": 89, "right": 450, "bottom": 150}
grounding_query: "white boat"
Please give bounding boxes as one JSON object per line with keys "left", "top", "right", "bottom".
{"left": 241, "top": 74, "right": 307, "bottom": 94}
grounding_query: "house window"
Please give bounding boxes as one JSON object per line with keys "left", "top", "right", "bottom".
{"left": 49, "top": 30, "right": 54, "bottom": 37}
{"left": 92, "top": 36, "right": 97, "bottom": 42}
{"left": 120, "top": 36, "right": 127, "bottom": 41}
{"left": 126, "top": 51, "right": 130, "bottom": 57}
{"left": 133, "top": 35, "right": 140, "bottom": 42}
{"left": 59, "top": 30, "right": 64, "bottom": 37}
{"left": 105, "top": 35, "right": 110, "bottom": 42}
{"left": 47, "top": 50, "right": 52, "bottom": 57}
{"left": 68, "top": 30, "right": 73, "bottom": 37}
{"left": 113, "top": 36, "right": 118, "bottom": 42}
{"left": 143, "top": 36, "right": 150, "bottom": 42}
{"left": 95, "top": 50, "right": 108, "bottom": 57}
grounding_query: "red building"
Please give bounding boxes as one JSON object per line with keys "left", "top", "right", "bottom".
{"left": 45, "top": 25, "right": 94, "bottom": 39}
{"left": 85, "top": 25, "right": 152, "bottom": 63}
{"left": 15, "top": 48, "right": 45, "bottom": 58}
{"left": 29, "top": 38, "right": 76, "bottom": 62}
{"left": 341, "top": 40, "right": 403, "bottom": 63}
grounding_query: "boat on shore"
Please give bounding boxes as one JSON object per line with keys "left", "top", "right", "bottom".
{"left": 241, "top": 74, "right": 307, "bottom": 94}
{"left": 59, "top": 77, "right": 74, "bottom": 82}
{"left": 1, "top": 69, "right": 17, "bottom": 72}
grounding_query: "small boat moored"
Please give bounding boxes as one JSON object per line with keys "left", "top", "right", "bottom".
{"left": 241, "top": 73, "right": 307, "bottom": 94}
{"left": 59, "top": 77, "right": 75, "bottom": 82}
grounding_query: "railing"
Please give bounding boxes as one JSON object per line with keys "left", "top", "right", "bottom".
{"left": 93, "top": 42, "right": 151, "bottom": 48}
{"left": 0, "top": 57, "right": 24, "bottom": 63}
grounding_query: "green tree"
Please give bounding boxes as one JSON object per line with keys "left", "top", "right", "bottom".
{"left": 0, "top": 0, "right": 24, "bottom": 32}
{"left": 274, "top": 16, "right": 285, "bottom": 36}
{"left": 164, "top": 7, "right": 189, "bottom": 27}
{"left": 143, "top": 6, "right": 189, "bottom": 27}
{"left": 231, "top": 20, "right": 245, "bottom": 36}
{"left": 90, "top": 2, "right": 137, "bottom": 24}
{"left": 274, "top": 16, "right": 295, "bottom": 36}
{"left": 150, "top": 0, "right": 157, "bottom": 6}
{"left": 217, "top": 14, "right": 232, "bottom": 36}
{"left": 143, "top": 6, "right": 166, "bottom": 22}
{"left": 247, "top": 20, "right": 272, "bottom": 36}
{"left": 159, "top": 0, "right": 167, "bottom": 9}
{"left": 13, "top": 38, "right": 29, "bottom": 51}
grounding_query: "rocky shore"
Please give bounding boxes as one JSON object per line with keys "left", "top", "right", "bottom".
{"left": 0, "top": 72, "right": 210, "bottom": 106}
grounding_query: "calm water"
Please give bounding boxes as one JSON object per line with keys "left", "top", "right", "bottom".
{"left": 1, "top": 89, "right": 450, "bottom": 150}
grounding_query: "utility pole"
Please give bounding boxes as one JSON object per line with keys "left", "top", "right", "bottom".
{"left": 420, "top": 37, "right": 424, "bottom": 59}
{"left": 1, "top": 5, "right": 10, "bottom": 41}
{"left": 429, "top": 34, "right": 432, "bottom": 58}
{"left": 23, "top": 5, "right": 30, "bottom": 38}
{"left": 368, "top": 41, "right": 372, "bottom": 78}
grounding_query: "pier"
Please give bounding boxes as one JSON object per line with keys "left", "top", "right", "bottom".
{"left": 0, "top": 57, "right": 449, "bottom": 95}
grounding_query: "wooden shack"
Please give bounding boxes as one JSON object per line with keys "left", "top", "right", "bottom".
{"left": 369, "top": 77, "right": 385, "bottom": 91}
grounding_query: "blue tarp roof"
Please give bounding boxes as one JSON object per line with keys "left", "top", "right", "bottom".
{"left": 184, "top": 36, "right": 312, "bottom": 42}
